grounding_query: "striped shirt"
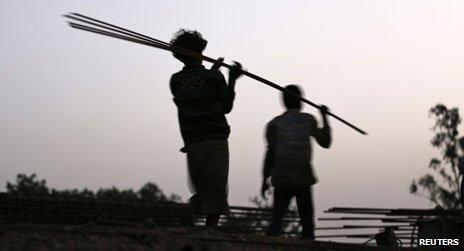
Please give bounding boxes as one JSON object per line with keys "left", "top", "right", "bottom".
{"left": 170, "top": 65, "right": 235, "bottom": 149}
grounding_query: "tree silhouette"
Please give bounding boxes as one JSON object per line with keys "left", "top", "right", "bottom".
{"left": 6, "top": 174, "right": 49, "bottom": 197}
{"left": 138, "top": 182, "right": 182, "bottom": 203}
{"left": 410, "top": 104, "right": 462, "bottom": 209}
{"left": 4, "top": 173, "right": 182, "bottom": 203}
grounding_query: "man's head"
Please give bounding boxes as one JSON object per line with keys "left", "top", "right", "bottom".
{"left": 170, "top": 29, "right": 207, "bottom": 65}
{"left": 283, "top": 85, "right": 303, "bottom": 111}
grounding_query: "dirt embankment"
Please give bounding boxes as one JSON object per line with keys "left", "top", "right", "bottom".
{"left": 0, "top": 224, "right": 411, "bottom": 251}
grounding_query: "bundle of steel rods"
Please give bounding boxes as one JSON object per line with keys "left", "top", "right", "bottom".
{"left": 64, "top": 13, "right": 367, "bottom": 135}
{"left": 325, "top": 206, "right": 462, "bottom": 216}
{"left": 318, "top": 206, "right": 464, "bottom": 247}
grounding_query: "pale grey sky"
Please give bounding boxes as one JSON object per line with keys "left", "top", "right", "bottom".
{"left": 1, "top": 0, "right": 463, "bottom": 238}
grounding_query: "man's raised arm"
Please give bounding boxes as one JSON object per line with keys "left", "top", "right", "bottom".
{"left": 312, "top": 105, "right": 332, "bottom": 148}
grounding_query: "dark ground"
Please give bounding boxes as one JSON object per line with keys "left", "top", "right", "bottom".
{"left": 0, "top": 224, "right": 414, "bottom": 251}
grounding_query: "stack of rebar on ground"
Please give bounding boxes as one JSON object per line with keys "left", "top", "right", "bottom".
{"left": 0, "top": 195, "right": 193, "bottom": 226}
{"left": 0, "top": 195, "right": 299, "bottom": 235}
{"left": 317, "top": 206, "right": 464, "bottom": 248}
{"left": 2, "top": 195, "right": 462, "bottom": 248}
{"left": 195, "top": 205, "right": 299, "bottom": 235}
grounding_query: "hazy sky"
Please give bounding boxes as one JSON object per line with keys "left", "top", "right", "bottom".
{"left": 1, "top": 0, "right": 463, "bottom": 237}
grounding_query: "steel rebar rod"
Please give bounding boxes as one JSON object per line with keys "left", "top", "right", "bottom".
{"left": 64, "top": 13, "right": 368, "bottom": 135}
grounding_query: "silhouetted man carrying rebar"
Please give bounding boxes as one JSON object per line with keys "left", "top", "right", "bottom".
{"left": 169, "top": 29, "right": 242, "bottom": 227}
{"left": 261, "top": 85, "right": 332, "bottom": 239}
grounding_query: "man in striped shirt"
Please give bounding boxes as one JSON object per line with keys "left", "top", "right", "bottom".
{"left": 262, "top": 85, "right": 332, "bottom": 239}
{"left": 169, "top": 29, "right": 242, "bottom": 227}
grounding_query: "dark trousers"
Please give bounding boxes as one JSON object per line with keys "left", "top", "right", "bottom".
{"left": 269, "top": 186, "right": 314, "bottom": 239}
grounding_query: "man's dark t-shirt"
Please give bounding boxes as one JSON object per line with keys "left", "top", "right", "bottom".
{"left": 263, "top": 110, "right": 331, "bottom": 189}
{"left": 170, "top": 65, "right": 235, "bottom": 149}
